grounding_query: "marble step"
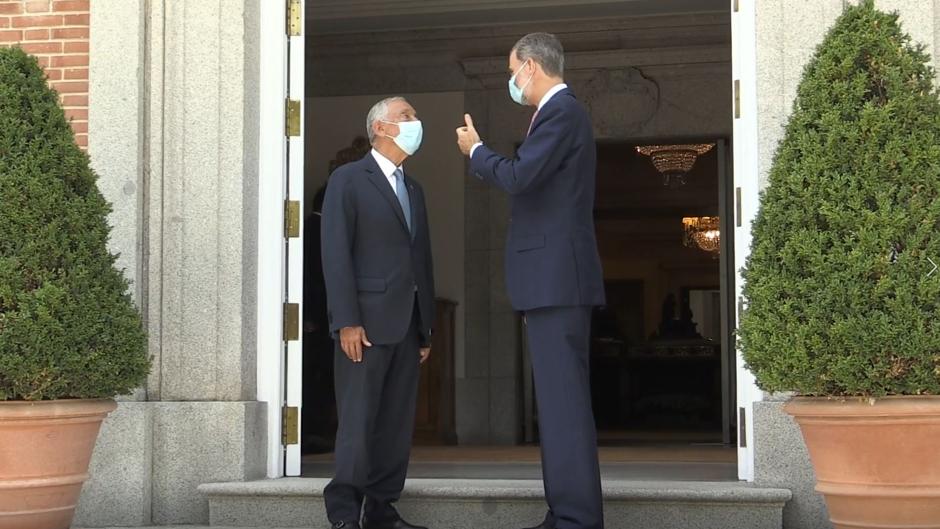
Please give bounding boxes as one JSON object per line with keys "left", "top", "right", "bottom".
{"left": 199, "top": 478, "right": 791, "bottom": 529}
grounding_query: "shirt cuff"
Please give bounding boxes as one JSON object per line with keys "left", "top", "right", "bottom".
{"left": 469, "top": 142, "right": 483, "bottom": 158}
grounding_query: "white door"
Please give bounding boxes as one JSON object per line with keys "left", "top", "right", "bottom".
{"left": 284, "top": 0, "right": 307, "bottom": 477}
{"left": 731, "top": 0, "right": 762, "bottom": 482}
{"left": 257, "top": 0, "right": 306, "bottom": 479}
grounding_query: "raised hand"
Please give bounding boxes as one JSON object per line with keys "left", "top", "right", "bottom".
{"left": 456, "top": 113, "right": 481, "bottom": 156}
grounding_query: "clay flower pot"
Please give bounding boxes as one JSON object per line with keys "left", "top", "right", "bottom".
{"left": 0, "top": 399, "right": 117, "bottom": 529}
{"left": 785, "top": 396, "right": 940, "bottom": 529}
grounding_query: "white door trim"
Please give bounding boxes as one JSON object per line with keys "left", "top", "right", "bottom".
{"left": 731, "top": 0, "right": 763, "bottom": 482}
{"left": 257, "top": 0, "right": 289, "bottom": 479}
{"left": 285, "top": 0, "right": 307, "bottom": 477}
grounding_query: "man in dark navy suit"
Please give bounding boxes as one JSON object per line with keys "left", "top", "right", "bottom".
{"left": 456, "top": 33, "right": 605, "bottom": 529}
{"left": 321, "top": 97, "right": 435, "bottom": 529}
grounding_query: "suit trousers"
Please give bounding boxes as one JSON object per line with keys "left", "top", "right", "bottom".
{"left": 324, "top": 306, "right": 421, "bottom": 524}
{"left": 525, "top": 305, "right": 604, "bottom": 529}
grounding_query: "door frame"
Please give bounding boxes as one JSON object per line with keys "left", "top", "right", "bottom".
{"left": 731, "top": 0, "right": 763, "bottom": 482}
{"left": 257, "top": 0, "right": 765, "bottom": 481}
{"left": 257, "top": 0, "right": 306, "bottom": 479}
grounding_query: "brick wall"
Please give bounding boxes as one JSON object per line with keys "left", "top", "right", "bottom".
{"left": 0, "top": 0, "right": 90, "bottom": 148}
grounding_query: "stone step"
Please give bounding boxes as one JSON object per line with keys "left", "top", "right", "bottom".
{"left": 198, "top": 478, "right": 791, "bottom": 529}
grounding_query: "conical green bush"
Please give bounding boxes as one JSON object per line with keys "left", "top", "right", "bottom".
{"left": 740, "top": 1, "right": 940, "bottom": 396}
{"left": 0, "top": 47, "right": 150, "bottom": 401}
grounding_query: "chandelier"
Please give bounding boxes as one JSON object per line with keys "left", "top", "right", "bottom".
{"left": 682, "top": 216, "right": 721, "bottom": 255}
{"left": 636, "top": 143, "right": 716, "bottom": 187}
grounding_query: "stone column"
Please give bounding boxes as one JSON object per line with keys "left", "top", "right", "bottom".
{"left": 78, "top": 0, "right": 266, "bottom": 526}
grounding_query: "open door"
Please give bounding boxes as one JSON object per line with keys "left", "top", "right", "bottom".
{"left": 284, "top": 0, "right": 306, "bottom": 477}
{"left": 731, "top": 0, "right": 762, "bottom": 481}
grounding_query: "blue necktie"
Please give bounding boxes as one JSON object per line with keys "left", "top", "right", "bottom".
{"left": 393, "top": 168, "right": 412, "bottom": 233}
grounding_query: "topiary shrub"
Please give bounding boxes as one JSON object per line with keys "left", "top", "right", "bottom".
{"left": 739, "top": 0, "right": 940, "bottom": 397}
{"left": 0, "top": 47, "right": 150, "bottom": 401}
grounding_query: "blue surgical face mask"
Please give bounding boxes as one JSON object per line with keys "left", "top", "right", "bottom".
{"left": 383, "top": 119, "right": 423, "bottom": 155}
{"left": 508, "top": 61, "right": 534, "bottom": 105}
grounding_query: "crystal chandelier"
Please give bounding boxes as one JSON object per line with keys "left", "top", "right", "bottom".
{"left": 682, "top": 216, "right": 720, "bottom": 255}
{"left": 636, "top": 143, "right": 716, "bottom": 187}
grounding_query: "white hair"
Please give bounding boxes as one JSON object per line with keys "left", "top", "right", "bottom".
{"left": 366, "top": 96, "right": 407, "bottom": 144}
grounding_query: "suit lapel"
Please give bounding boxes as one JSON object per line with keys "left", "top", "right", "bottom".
{"left": 363, "top": 154, "right": 410, "bottom": 235}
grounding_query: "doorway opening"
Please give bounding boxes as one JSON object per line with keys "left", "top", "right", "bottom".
{"left": 297, "top": 1, "right": 736, "bottom": 480}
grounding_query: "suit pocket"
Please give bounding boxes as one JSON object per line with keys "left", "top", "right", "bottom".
{"left": 512, "top": 234, "right": 546, "bottom": 252}
{"left": 356, "top": 276, "right": 387, "bottom": 292}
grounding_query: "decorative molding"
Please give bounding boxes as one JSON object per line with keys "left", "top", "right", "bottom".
{"left": 581, "top": 68, "right": 660, "bottom": 137}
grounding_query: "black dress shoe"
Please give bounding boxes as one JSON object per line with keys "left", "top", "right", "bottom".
{"left": 361, "top": 517, "right": 428, "bottom": 529}
{"left": 331, "top": 522, "right": 361, "bottom": 529}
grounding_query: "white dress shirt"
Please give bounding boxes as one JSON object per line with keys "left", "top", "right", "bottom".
{"left": 371, "top": 148, "right": 403, "bottom": 191}
{"left": 470, "top": 82, "right": 568, "bottom": 158}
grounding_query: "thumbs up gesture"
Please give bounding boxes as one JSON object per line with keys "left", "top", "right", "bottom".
{"left": 456, "top": 113, "right": 481, "bottom": 156}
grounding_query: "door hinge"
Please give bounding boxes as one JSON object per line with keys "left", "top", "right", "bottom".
{"left": 287, "top": 0, "right": 302, "bottom": 37}
{"left": 283, "top": 302, "right": 299, "bottom": 341}
{"left": 286, "top": 99, "right": 301, "bottom": 137}
{"left": 733, "top": 0, "right": 740, "bottom": 13}
{"left": 282, "top": 406, "right": 299, "bottom": 445}
{"left": 739, "top": 407, "right": 747, "bottom": 448}
{"left": 734, "top": 79, "right": 741, "bottom": 119}
{"left": 285, "top": 200, "right": 301, "bottom": 238}
{"left": 735, "top": 186, "right": 743, "bottom": 227}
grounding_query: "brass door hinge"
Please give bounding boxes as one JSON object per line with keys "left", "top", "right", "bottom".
{"left": 287, "top": 0, "right": 302, "bottom": 37}
{"left": 285, "top": 200, "right": 300, "bottom": 238}
{"left": 283, "top": 302, "right": 299, "bottom": 341}
{"left": 282, "top": 406, "right": 299, "bottom": 445}
{"left": 286, "top": 99, "right": 301, "bottom": 137}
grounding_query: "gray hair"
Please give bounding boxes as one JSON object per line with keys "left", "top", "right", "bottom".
{"left": 366, "top": 96, "right": 407, "bottom": 144}
{"left": 512, "top": 32, "right": 565, "bottom": 78}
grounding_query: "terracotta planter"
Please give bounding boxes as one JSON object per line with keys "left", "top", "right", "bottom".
{"left": 0, "top": 399, "right": 117, "bottom": 529}
{"left": 786, "top": 396, "right": 940, "bottom": 529}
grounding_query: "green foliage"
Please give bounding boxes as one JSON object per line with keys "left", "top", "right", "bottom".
{"left": 740, "top": 1, "right": 940, "bottom": 396}
{"left": 0, "top": 47, "right": 150, "bottom": 401}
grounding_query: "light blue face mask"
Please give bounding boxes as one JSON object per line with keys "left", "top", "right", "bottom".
{"left": 383, "top": 119, "right": 423, "bottom": 155}
{"left": 508, "top": 61, "right": 534, "bottom": 105}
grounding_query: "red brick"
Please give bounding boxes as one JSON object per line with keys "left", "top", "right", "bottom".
{"left": 62, "top": 67, "right": 85, "bottom": 79}
{"left": 50, "top": 80, "right": 86, "bottom": 93}
{"left": 74, "top": 134, "right": 88, "bottom": 148}
{"left": 52, "top": 0, "right": 87, "bottom": 12}
{"left": 68, "top": 120, "right": 87, "bottom": 133}
{"left": 62, "top": 40, "right": 85, "bottom": 53}
{"left": 34, "top": 55, "right": 49, "bottom": 67}
{"left": 11, "top": 14, "right": 62, "bottom": 27}
{"left": 44, "top": 68, "right": 62, "bottom": 80}
{"left": 0, "top": 28, "right": 23, "bottom": 42}
{"left": 25, "top": 1, "right": 51, "bottom": 13}
{"left": 50, "top": 53, "right": 85, "bottom": 67}
{"left": 23, "top": 28, "right": 48, "bottom": 39}
{"left": 61, "top": 94, "right": 86, "bottom": 106}
{"left": 0, "top": 17, "right": 10, "bottom": 28}
{"left": 0, "top": 3, "right": 23, "bottom": 15}
{"left": 64, "top": 108, "right": 87, "bottom": 120}
{"left": 19, "top": 40, "right": 60, "bottom": 53}
{"left": 61, "top": 13, "right": 86, "bottom": 25}
{"left": 51, "top": 26, "right": 85, "bottom": 39}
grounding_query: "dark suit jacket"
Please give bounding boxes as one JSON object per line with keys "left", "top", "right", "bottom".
{"left": 321, "top": 153, "right": 435, "bottom": 347}
{"left": 470, "top": 87, "right": 605, "bottom": 311}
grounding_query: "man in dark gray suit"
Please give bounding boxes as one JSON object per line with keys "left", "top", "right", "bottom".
{"left": 321, "top": 97, "right": 435, "bottom": 529}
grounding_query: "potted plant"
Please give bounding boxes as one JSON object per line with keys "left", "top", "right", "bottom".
{"left": 0, "top": 47, "right": 150, "bottom": 529}
{"left": 739, "top": 2, "right": 940, "bottom": 528}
